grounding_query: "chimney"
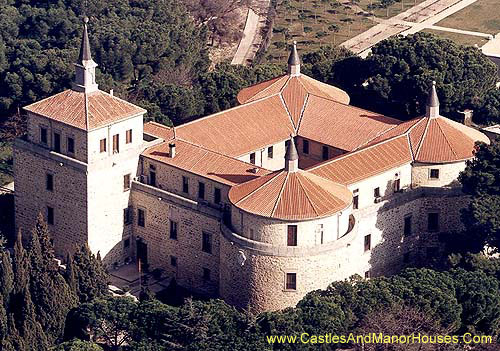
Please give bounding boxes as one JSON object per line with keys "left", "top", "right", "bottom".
{"left": 168, "top": 142, "right": 176, "bottom": 158}
{"left": 109, "top": 89, "right": 114, "bottom": 96}
{"left": 459, "top": 109, "right": 473, "bottom": 126}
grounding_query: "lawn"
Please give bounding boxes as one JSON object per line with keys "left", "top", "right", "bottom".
{"left": 0, "top": 141, "right": 13, "bottom": 186}
{"left": 436, "top": 0, "right": 500, "bottom": 35}
{"left": 264, "top": 0, "right": 427, "bottom": 63}
{"left": 422, "top": 29, "right": 489, "bottom": 47}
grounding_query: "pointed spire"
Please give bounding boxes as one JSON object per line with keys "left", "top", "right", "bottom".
{"left": 425, "top": 81, "right": 439, "bottom": 118}
{"left": 72, "top": 16, "right": 98, "bottom": 93}
{"left": 285, "top": 135, "right": 299, "bottom": 172}
{"left": 78, "top": 16, "right": 92, "bottom": 62}
{"left": 287, "top": 41, "right": 301, "bottom": 76}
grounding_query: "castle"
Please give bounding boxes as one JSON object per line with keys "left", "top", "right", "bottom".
{"left": 13, "top": 21, "right": 490, "bottom": 313}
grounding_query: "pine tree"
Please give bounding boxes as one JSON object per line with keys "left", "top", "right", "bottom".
{"left": 0, "top": 250, "right": 13, "bottom": 303}
{"left": 12, "top": 229, "right": 29, "bottom": 295}
{"left": 28, "top": 215, "right": 77, "bottom": 343}
{"left": 18, "top": 287, "right": 49, "bottom": 351}
{"left": 72, "top": 245, "right": 109, "bottom": 303}
{"left": 65, "top": 253, "right": 77, "bottom": 293}
{"left": 4, "top": 314, "right": 26, "bottom": 351}
{"left": 0, "top": 294, "right": 7, "bottom": 342}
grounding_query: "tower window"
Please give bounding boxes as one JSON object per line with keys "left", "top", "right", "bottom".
{"left": 170, "top": 256, "right": 177, "bottom": 267}
{"left": 285, "top": 273, "right": 297, "bottom": 290}
{"left": 198, "top": 182, "right": 205, "bottom": 199}
{"left": 113, "top": 134, "right": 119, "bottom": 153}
{"left": 53, "top": 132, "right": 61, "bottom": 153}
{"left": 364, "top": 234, "right": 371, "bottom": 252}
{"left": 374, "top": 187, "right": 380, "bottom": 198}
{"left": 40, "top": 127, "right": 48, "bottom": 144}
{"left": 46, "top": 174, "right": 53, "bottom": 191}
{"left": 287, "top": 225, "right": 297, "bottom": 246}
{"left": 353, "top": 195, "right": 359, "bottom": 209}
{"left": 203, "top": 268, "right": 211, "bottom": 281}
{"left": 100, "top": 138, "right": 107, "bottom": 153}
{"left": 322, "top": 146, "right": 329, "bottom": 160}
{"left": 428, "top": 213, "right": 439, "bottom": 232}
{"left": 268, "top": 146, "right": 274, "bottom": 159}
{"left": 123, "top": 207, "right": 132, "bottom": 225}
{"left": 126, "top": 129, "right": 133, "bottom": 144}
{"left": 303, "top": 139, "right": 309, "bottom": 154}
{"left": 364, "top": 271, "right": 371, "bottom": 279}
{"left": 170, "top": 220, "right": 178, "bottom": 240}
{"left": 202, "top": 232, "right": 212, "bottom": 253}
{"left": 67, "top": 137, "right": 75, "bottom": 154}
{"left": 137, "top": 209, "right": 145, "bottom": 227}
{"left": 318, "top": 224, "right": 324, "bottom": 244}
{"left": 182, "top": 176, "right": 189, "bottom": 193}
{"left": 250, "top": 152, "right": 256, "bottom": 164}
{"left": 430, "top": 169, "right": 440, "bottom": 179}
{"left": 214, "top": 187, "right": 221, "bottom": 204}
{"left": 404, "top": 215, "right": 412, "bottom": 236}
{"left": 124, "top": 174, "right": 131, "bottom": 191}
{"left": 47, "top": 206, "right": 54, "bottom": 225}
{"left": 123, "top": 238, "right": 130, "bottom": 248}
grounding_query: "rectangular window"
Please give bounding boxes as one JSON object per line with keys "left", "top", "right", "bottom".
{"left": 53, "top": 132, "right": 61, "bottom": 153}
{"left": 123, "top": 238, "right": 130, "bottom": 248}
{"left": 100, "top": 138, "right": 107, "bottom": 153}
{"left": 149, "top": 170, "right": 156, "bottom": 187}
{"left": 404, "top": 216, "right": 412, "bottom": 236}
{"left": 318, "top": 224, "right": 324, "bottom": 244}
{"left": 287, "top": 225, "right": 297, "bottom": 246}
{"left": 67, "top": 137, "right": 75, "bottom": 154}
{"left": 303, "top": 139, "right": 309, "bottom": 154}
{"left": 113, "top": 134, "right": 119, "bottom": 153}
{"left": 202, "top": 232, "right": 212, "bottom": 253}
{"left": 170, "top": 256, "right": 177, "bottom": 267}
{"left": 46, "top": 174, "right": 53, "bottom": 191}
{"left": 322, "top": 146, "right": 329, "bottom": 160}
{"left": 126, "top": 129, "right": 133, "bottom": 144}
{"left": 214, "top": 187, "right": 221, "bottom": 204}
{"left": 364, "top": 234, "right": 371, "bottom": 252}
{"left": 182, "top": 176, "right": 189, "bottom": 193}
{"left": 124, "top": 174, "right": 131, "bottom": 191}
{"left": 374, "top": 187, "right": 380, "bottom": 198}
{"left": 123, "top": 207, "right": 132, "bottom": 225}
{"left": 169, "top": 220, "right": 178, "bottom": 240}
{"left": 285, "top": 273, "right": 297, "bottom": 290}
{"left": 47, "top": 206, "right": 54, "bottom": 225}
{"left": 428, "top": 213, "right": 439, "bottom": 232}
{"left": 268, "top": 146, "right": 274, "bottom": 159}
{"left": 250, "top": 152, "right": 256, "bottom": 165}
{"left": 430, "top": 169, "right": 440, "bottom": 179}
{"left": 394, "top": 178, "right": 401, "bottom": 192}
{"left": 353, "top": 195, "right": 359, "bottom": 209}
{"left": 137, "top": 209, "right": 145, "bottom": 227}
{"left": 203, "top": 268, "right": 211, "bottom": 281}
{"left": 364, "top": 271, "right": 371, "bottom": 279}
{"left": 198, "top": 182, "right": 205, "bottom": 199}
{"left": 40, "top": 127, "right": 48, "bottom": 144}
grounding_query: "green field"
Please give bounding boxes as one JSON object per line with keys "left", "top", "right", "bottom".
{"left": 422, "top": 29, "right": 489, "bottom": 47}
{"left": 0, "top": 141, "right": 13, "bottom": 186}
{"left": 436, "top": 0, "right": 500, "bottom": 35}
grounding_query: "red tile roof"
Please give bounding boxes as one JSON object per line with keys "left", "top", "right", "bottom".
{"left": 142, "top": 139, "right": 270, "bottom": 186}
{"left": 144, "top": 121, "right": 175, "bottom": 141}
{"left": 175, "top": 95, "right": 294, "bottom": 157}
{"left": 24, "top": 89, "right": 145, "bottom": 131}
{"left": 309, "top": 136, "right": 413, "bottom": 185}
{"left": 299, "top": 95, "right": 401, "bottom": 151}
{"left": 228, "top": 170, "right": 352, "bottom": 220}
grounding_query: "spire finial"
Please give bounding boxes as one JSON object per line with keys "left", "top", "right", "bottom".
{"left": 72, "top": 16, "right": 98, "bottom": 93}
{"left": 287, "top": 41, "right": 301, "bottom": 76}
{"left": 426, "top": 80, "right": 439, "bottom": 118}
{"left": 285, "top": 135, "right": 299, "bottom": 172}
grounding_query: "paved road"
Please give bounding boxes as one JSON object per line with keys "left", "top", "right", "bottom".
{"left": 428, "top": 25, "right": 493, "bottom": 38}
{"left": 340, "top": 0, "right": 478, "bottom": 57}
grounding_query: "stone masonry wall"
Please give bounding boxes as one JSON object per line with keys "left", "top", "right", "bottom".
{"left": 412, "top": 161, "right": 466, "bottom": 188}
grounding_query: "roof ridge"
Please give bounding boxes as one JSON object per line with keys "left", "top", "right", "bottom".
{"left": 434, "top": 118, "right": 459, "bottom": 159}
{"left": 278, "top": 81, "right": 298, "bottom": 131}
{"left": 305, "top": 134, "right": 409, "bottom": 172}
{"left": 235, "top": 171, "right": 284, "bottom": 205}
{"left": 99, "top": 89, "right": 147, "bottom": 112}
{"left": 295, "top": 93, "right": 309, "bottom": 132}
{"left": 295, "top": 173, "right": 321, "bottom": 217}
{"left": 414, "top": 117, "right": 432, "bottom": 160}
{"left": 270, "top": 172, "right": 289, "bottom": 217}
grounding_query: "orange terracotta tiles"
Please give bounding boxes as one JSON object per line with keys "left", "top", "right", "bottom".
{"left": 143, "top": 122, "right": 175, "bottom": 141}
{"left": 237, "top": 76, "right": 287, "bottom": 104}
{"left": 298, "top": 75, "right": 350, "bottom": 105}
{"left": 281, "top": 77, "right": 308, "bottom": 128}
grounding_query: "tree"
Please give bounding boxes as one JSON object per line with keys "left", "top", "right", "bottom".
{"left": 53, "top": 339, "right": 104, "bottom": 351}
{"left": 328, "top": 32, "right": 499, "bottom": 122}
{"left": 0, "top": 250, "right": 13, "bottom": 302}
{"left": 70, "top": 245, "right": 109, "bottom": 303}
{"left": 458, "top": 141, "right": 500, "bottom": 252}
{"left": 11, "top": 230, "right": 29, "bottom": 294}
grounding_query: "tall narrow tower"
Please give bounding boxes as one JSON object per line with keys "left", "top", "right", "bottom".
{"left": 14, "top": 18, "right": 146, "bottom": 265}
